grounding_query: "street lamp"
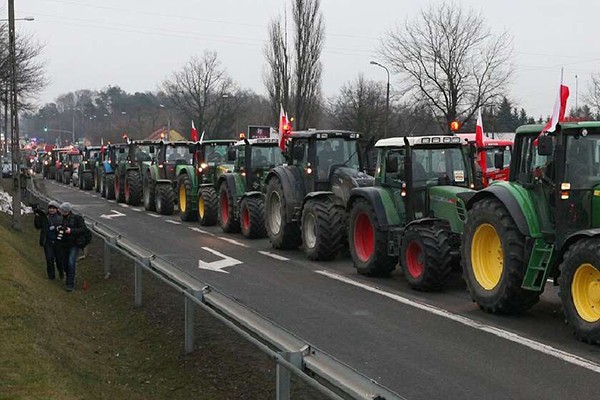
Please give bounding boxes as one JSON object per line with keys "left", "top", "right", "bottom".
{"left": 370, "top": 60, "right": 391, "bottom": 138}
{"left": 159, "top": 104, "right": 171, "bottom": 141}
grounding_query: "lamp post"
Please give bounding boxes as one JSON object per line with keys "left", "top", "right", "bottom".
{"left": 370, "top": 61, "right": 390, "bottom": 138}
{"left": 159, "top": 104, "right": 170, "bottom": 141}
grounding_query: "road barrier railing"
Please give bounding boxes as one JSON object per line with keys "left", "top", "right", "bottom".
{"left": 28, "top": 179, "right": 403, "bottom": 400}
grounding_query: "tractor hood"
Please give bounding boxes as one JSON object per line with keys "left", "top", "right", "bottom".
{"left": 428, "top": 185, "right": 474, "bottom": 234}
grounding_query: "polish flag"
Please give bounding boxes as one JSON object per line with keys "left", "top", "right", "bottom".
{"left": 191, "top": 120, "right": 199, "bottom": 142}
{"left": 541, "top": 84, "right": 570, "bottom": 135}
{"left": 475, "top": 108, "right": 487, "bottom": 184}
{"left": 278, "top": 105, "right": 290, "bottom": 150}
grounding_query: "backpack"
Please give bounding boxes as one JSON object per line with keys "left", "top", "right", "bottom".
{"left": 76, "top": 215, "right": 93, "bottom": 248}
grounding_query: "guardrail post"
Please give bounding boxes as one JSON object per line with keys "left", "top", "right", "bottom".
{"left": 134, "top": 257, "right": 150, "bottom": 307}
{"left": 184, "top": 290, "right": 204, "bottom": 355}
{"left": 103, "top": 236, "right": 117, "bottom": 279}
{"left": 276, "top": 349, "right": 306, "bottom": 400}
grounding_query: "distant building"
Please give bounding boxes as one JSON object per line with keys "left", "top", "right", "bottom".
{"left": 145, "top": 128, "right": 187, "bottom": 141}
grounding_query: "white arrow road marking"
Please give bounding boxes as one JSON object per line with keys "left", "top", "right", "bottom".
{"left": 119, "top": 203, "right": 129, "bottom": 208}
{"left": 198, "top": 247, "right": 242, "bottom": 274}
{"left": 100, "top": 209, "right": 126, "bottom": 220}
{"left": 258, "top": 251, "right": 290, "bottom": 261}
{"left": 217, "top": 236, "right": 248, "bottom": 247}
{"left": 188, "top": 227, "right": 214, "bottom": 236}
{"left": 131, "top": 207, "right": 143, "bottom": 212}
{"left": 316, "top": 270, "right": 600, "bottom": 375}
{"left": 108, "top": 200, "right": 115, "bottom": 203}
{"left": 165, "top": 219, "right": 181, "bottom": 225}
{"left": 147, "top": 213, "right": 160, "bottom": 218}
{"left": 91, "top": 195, "right": 98, "bottom": 198}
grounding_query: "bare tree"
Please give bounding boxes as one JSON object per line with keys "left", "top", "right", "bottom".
{"left": 264, "top": 0, "right": 324, "bottom": 129}
{"left": 162, "top": 51, "right": 238, "bottom": 138}
{"left": 587, "top": 73, "right": 600, "bottom": 117}
{"left": 381, "top": 2, "right": 513, "bottom": 132}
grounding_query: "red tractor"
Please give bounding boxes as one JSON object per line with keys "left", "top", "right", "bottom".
{"left": 457, "top": 133, "right": 513, "bottom": 187}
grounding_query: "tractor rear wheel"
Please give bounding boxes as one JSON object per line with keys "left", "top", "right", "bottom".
{"left": 155, "top": 183, "right": 175, "bottom": 215}
{"left": 301, "top": 198, "right": 345, "bottom": 261}
{"left": 49, "top": 166, "right": 56, "bottom": 180}
{"left": 178, "top": 174, "right": 197, "bottom": 221}
{"left": 462, "top": 197, "right": 540, "bottom": 313}
{"left": 125, "top": 170, "right": 142, "bottom": 206}
{"left": 63, "top": 171, "right": 71, "bottom": 185}
{"left": 401, "top": 224, "right": 452, "bottom": 291}
{"left": 559, "top": 239, "right": 600, "bottom": 344}
{"left": 265, "top": 177, "right": 301, "bottom": 250}
{"left": 114, "top": 173, "right": 125, "bottom": 203}
{"left": 218, "top": 182, "right": 240, "bottom": 233}
{"left": 198, "top": 186, "right": 218, "bottom": 226}
{"left": 349, "top": 198, "right": 396, "bottom": 276}
{"left": 240, "top": 196, "right": 266, "bottom": 239}
{"left": 143, "top": 174, "right": 156, "bottom": 211}
{"left": 82, "top": 172, "right": 93, "bottom": 190}
{"left": 105, "top": 174, "right": 116, "bottom": 200}
{"left": 94, "top": 170, "right": 101, "bottom": 192}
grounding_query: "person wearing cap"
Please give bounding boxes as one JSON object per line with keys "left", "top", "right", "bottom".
{"left": 33, "top": 200, "right": 64, "bottom": 280}
{"left": 56, "top": 202, "right": 86, "bottom": 292}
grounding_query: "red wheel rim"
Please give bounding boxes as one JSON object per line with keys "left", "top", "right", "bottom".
{"left": 354, "top": 212, "right": 374, "bottom": 262}
{"left": 242, "top": 206, "right": 250, "bottom": 231}
{"left": 406, "top": 241, "right": 424, "bottom": 278}
{"left": 220, "top": 192, "right": 229, "bottom": 224}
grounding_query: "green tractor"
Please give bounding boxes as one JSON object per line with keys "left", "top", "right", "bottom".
{"left": 99, "top": 143, "right": 128, "bottom": 199}
{"left": 217, "top": 137, "right": 285, "bottom": 237}
{"left": 76, "top": 146, "right": 100, "bottom": 190}
{"left": 347, "top": 135, "right": 476, "bottom": 290}
{"left": 264, "top": 130, "right": 374, "bottom": 260}
{"left": 62, "top": 150, "right": 83, "bottom": 185}
{"left": 113, "top": 140, "right": 157, "bottom": 205}
{"left": 462, "top": 122, "right": 600, "bottom": 343}
{"left": 142, "top": 141, "right": 195, "bottom": 215}
{"left": 176, "top": 139, "right": 236, "bottom": 224}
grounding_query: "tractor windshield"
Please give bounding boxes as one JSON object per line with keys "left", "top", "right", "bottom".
{"left": 316, "top": 138, "right": 360, "bottom": 179}
{"left": 251, "top": 145, "right": 284, "bottom": 169}
{"left": 485, "top": 145, "right": 511, "bottom": 171}
{"left": 412, "top": 146, "right": 470, "bottom": 188}
{"left": 69, "top": 155, "right": 82, "bottom": 163}
{"left": 565, "top": 133, "right": 600, "bottom": 189}
{"left": 205, "top": 144, "right": 229, "bottom": 164}
{"left": 166, "top": 145, "right": 193, "bottom": 165}
{"left": 134, "top": 145, "right": 154, "bottom": 162}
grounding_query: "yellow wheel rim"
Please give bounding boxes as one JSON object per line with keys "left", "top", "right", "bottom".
{"left": 179, "top": 184, "right": 187, "bottom": 213}
{"left": 471, "top": 223, "right": 503, "bottom": 290}
{"left": 572, "top": 263, "right": 600, "bottom": 323}
{"left": 198, "top": 197, "right": 205, "bottom": 219}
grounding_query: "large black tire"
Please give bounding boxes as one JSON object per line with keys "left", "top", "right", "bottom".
{"left": 114, "top": 173, "right": 125, "bottom": 203}
{"left": 94, "top": 169, "right": 101, "bottom": 192}
{"left": 63, "top": 171, "right": 71, "bottom": 185}
{"left": 265, "top": 178, "right": 301, "bottom": 250}
{"left": 143, "top": 174, "right": 156, "bottom": 211}
{"left": 178, "top": 174, "right": 197, "bottom": 221}
{"left": 105, "top": 174, "right": 116, "bottom": 200}
{"left": 197, "top": 186, "right": 218, "bottom": 226}
{"left": 301, "top": 198, "right": 345, "bottom": 261}
{"left": 100, "top": 173, "right": 106, "bottom": 197}
{"left": 349, "top": 198, "right": 396, "bottom": 276}
{"left": 155, "top": 183, "right": 175, "bottom": 215}
{"left": 400, "top": 224, "right": 452, "bottom": 291}
{"left": 125, "top": 170, "right": 143, "bottom": 206}
{"left": 559, "top": 239, "right": 600, "bottom": 344}
{"left": 462, "top": 197, "right": 540, "bottom": 313}
{"left": 240, "top": 196, "right": 266, "bottom": 239}
{"left": 49, "top": 166, "right": 56, "bottom": 180}
{"left": 55, "top": 169, "right": 62, "bottom": 182}
{"left": 218, "top": 182, "right": 240, "bottom": 233}
{"left": 82, "top": 172, "right": 93, "bottom": 190}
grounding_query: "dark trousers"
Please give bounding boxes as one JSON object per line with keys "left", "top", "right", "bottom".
{"left": 43, "top": 241, "right": 61, "bottom": 279}
{"left": 58, "top": 246, "right": 79, "bottom": 289}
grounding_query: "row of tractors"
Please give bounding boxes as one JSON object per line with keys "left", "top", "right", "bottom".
{"left": 45, "top": 122, "right": 600, "bottom": 345}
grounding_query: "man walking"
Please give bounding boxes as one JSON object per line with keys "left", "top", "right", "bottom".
{"left": 57, "top": 202, "right": 86, "bottom": 292}
{"left": 33, "top": 200, "right": 63, "bottom": 280}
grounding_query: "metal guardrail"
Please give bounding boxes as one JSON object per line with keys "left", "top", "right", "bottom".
{"left": 27, "top": 178, "right": 404, "bottom": 400}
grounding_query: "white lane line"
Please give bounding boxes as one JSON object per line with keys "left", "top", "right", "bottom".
{"left": 119, "top": 203, "right": 130, "bottom": 208}
{"left": 316, "top": 270, "right": 600, "bottom": 375}
{"left": 217, "top": 236, "right": 248, "bottom": 247}
{"left": 91, "top": 195, "right": 98, "bottom": 198}
{"left": 188, "top": 227, "right": 214, "bottom": 236}
{"left": 108, "top": 200, "right": 115, "bottom": 203}
{"left": 131, "top": 207, "right": 143, "bottom": 212}
{"left": 147, "top": 213, "right": 160, "bottom": 218}
{"left": 258, "top": 251, "right": 290, "bottom": 261}
{"left": 165, "top": 219, "right": 181, "bottom": 225}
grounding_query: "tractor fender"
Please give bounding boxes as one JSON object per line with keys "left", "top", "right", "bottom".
{"left": 240, "top": 191, "right": 263, "bottom": 201}
{"left": 265, "top": 166, "right": 305, "bottom": 223}
{"left": 146, "top": 165, "right": 161, "bottom": 182}
{"left": 347, "top": 187, "right": 402, "bottom": 230}
{"left": 300, "top": 192, "right": 340, "bottom": 219}
{"left": 126, "top": 165, "right": 141, "bottom": 172}
{"left": 217, "top": 173, "right": 237, "bottom": 196}
{"left": 557, "top": 229, "right": 600, "bottom": 266}
{"left": 155, "top": 179, "right": 172, "bottom": 185}
{"left": 177, "top": 165, "right": 197, "bottom": 188}
{"left": 465, "top": 185, "right": 531, "bottom": 236}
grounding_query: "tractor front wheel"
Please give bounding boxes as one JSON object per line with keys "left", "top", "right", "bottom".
{"left": 143, "top": 174, "right": 156, "bottom": 211}
{"left": 265, "top": 178, "right": 301, "bottom": 250}
{"left": 301, "top": 198, "right": 345, "bottom": 261}
{"left": 114, "top": 173, "right": 125, "bottom": 203}
{"left": 559, "top": 239, "right": 600, "bottom": 344}
{"left": 178, "top": 174, "right": 197, "bottom": 221}
{"left": 63, "top": 171, "right": 71, "bottom": 185}
{"left": 155, "top": 183, "right": 175, "bottom": 215}
{"left": 82, "top": 172, "right": 93, "bottom": 190}
{"left": 401, "top": 224, "right": 451, "bottom": 291}
{"left": 198, "top": 186, "right": 218, "bottom": 226}
{"left": 125, "top": 170, "right": 143, "bottom": 206}
{"left": 462, "top": 197, "right": 540, "bottom": 313}
{"left": 240, "top": 196, "right": 266, "bottom": 239}
{"left": 105, "top": 174, "right": 116, "bottom": 200}
{"left": 218, "top": 182, "right": 240, "bottom": 233}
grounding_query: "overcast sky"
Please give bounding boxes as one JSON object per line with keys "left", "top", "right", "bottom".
{"left": 14, "top": 0, "right": 600, "bottom": 119}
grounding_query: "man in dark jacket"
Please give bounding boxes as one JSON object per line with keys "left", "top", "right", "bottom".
{"left": 33, "top": 200, "right": 63, "bottom": 280}
{"left": 57, "top": 202, "right": 86, "bottom": 291}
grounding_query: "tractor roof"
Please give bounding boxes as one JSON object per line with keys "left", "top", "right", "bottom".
{"left": 375, "top": 135, "right": 463, "bottom": 148}
{"left": 234, "top": 138, "right": 279, "bottom": 147}
{"left": 456, "top": 133, "right": 513, "bottom": 146}
{"left": 199, "top": 139, "right": 237, "bottom": 145}
{"left": 515, "top": 121, "right": 600, "bottom": 135}
{"left": 85, "top": 146, "right": 102, "bottom": 150}
{"left": 290, "top": 130, "right": 361, "bottom": 139}
{"left": 129, "top": 140, "right": 160, "bottom": 146}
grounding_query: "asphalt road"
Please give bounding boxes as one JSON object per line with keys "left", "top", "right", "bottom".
{"left": 40, "top": 178, "right": 600, "bottom": 400}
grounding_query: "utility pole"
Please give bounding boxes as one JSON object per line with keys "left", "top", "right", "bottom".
{"left": 9, "top": 0, "right": 22, "bottom": 230}
{"left": 370, "top": 61, "right": 391, "bottom": 138}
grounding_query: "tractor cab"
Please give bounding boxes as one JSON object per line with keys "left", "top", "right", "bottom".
{"left": 191, "top": 139, "right": 236, "bottom": 184}
{"left": 126, "top": 140, "right": 157, "bottom": 167}
{"left": 155, "top": 141, "right": 195, "bottom": 181}
{"left": 234, "top": 137, "right": 285, "bottom": 191}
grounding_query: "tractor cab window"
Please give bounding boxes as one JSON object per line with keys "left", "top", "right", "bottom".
{"left": 115, "top": 148, "right": 128, "bottom": 162}
{"left": 69, "top": 155, "right": 82, "bottom": 163}
{"left": 251, "top": 146, "right": 284, "bottom": 169}
{"left": 291, "top": 139, "right": 309, "bottom": 167}
{"left": 134, "top": 145, "right": 154, "bottom": 162}
{"left": 485, "top": 146, "right": 511, "bottom": 171}
{"left": 165, "top": 146, "right": 193, "bottom": 165}
{"left": 412, "top": 146, "right": 468, "bottom": 187}
{"left": 517, "top": 135, "right": 552, "bottom": 184}
{"left": 382, "top": 148, "right": 405, "bottom": 186}
{"left": 565, "top": 133, "right": 600, "bottom": 189}
{"left": 205, "top": 145, "right": 228, "bottom": 164}
{"left": 316, "top": 138, "right": 360, "bottom": 180}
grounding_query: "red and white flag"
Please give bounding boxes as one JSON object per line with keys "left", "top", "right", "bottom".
{"left": 190, "top": 120, "right": 199, "bottom": 142}
{"left": 475, "top": 108, "right": 487, "bottom": 181}
{"left": 278, "top": 105, "right": 291, "bottom": 150}
{"left": 541, "top": 84, "right": 570, "bottom": 135}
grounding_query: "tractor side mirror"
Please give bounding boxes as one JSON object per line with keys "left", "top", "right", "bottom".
{"left": 188, "top": 143, "right": 196, "bottom": 154}
{"left": 149, "top": 145, "right": 155, "bottom": 153}
{"left": 538, "top": 135, "right": 553, "bottom": 156}
{"left": 385, "top": 154, "right": 398, "bottom": 173}
{"left": 227, "top": 147, "right": 237, "bottom": 162}
{"left": 494, "top": 151, "right": 503, "bottom": 169}
{"left": 292, "top": 145, "right": 304, "bottom": 161}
